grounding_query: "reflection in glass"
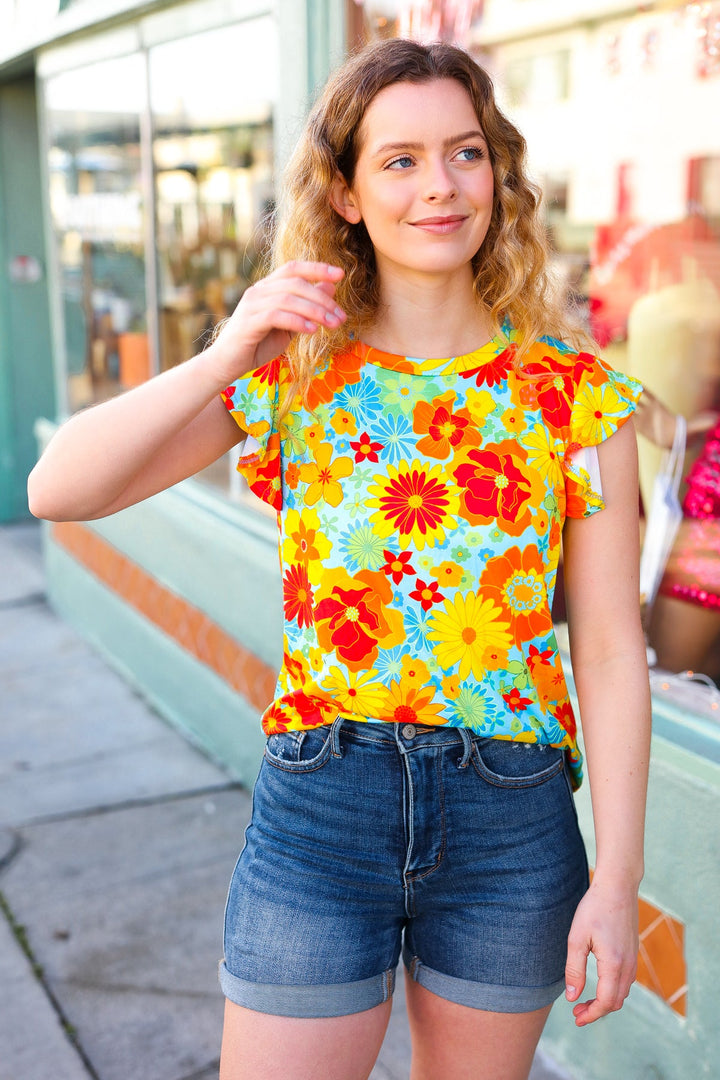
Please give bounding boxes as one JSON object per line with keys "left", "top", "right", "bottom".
{"left": 45, "top": 54, "right": 148, "bottom": 412}
{"left": 150, "top": 18, "right": 277, "bottom": 376}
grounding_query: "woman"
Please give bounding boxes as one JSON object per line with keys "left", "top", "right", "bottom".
{"left": 28, "top": 38, "right": 650, "bottom": 1080}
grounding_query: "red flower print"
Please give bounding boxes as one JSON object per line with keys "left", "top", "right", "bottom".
{"left": 382, "top": 549, "right": 415, "bottom": 584}
{"left": 247, "top": 449, "right": 282, "bottom": 511}
{"left": 250, "top": 357, "right": 281, "bottom": 391}
{"left": 314, "top": 568, "right": 405, "bottom": 671}
{"left": 454, "top": 448, "right": 532, "bottom": 525}
{"left": 350, "top": 431, "right": 384, "bottom": 464}
{"left": 283, "top": 564, "right": 314, "bottom": 628}
{"left": 460, "top": 347, "right": 515, "bottom": 388}
{"left": 314, "top": 585, "right": 381, "bottom": 665}
{"left": 552, "top": 701, "right": 577, "bottom": 741}
{"left": 502, "top": 687, "right": 532, "bottom": 713}
{"left": 527, "top": 644, "right": 554, "bottom": 669}
{"left": 288, "top": 691, "right": 335, "bottom": 728}
{"left": 409, "top": 578, "right": 444, "bottom": 612}
{"left": 263, "top": 702, "right": 291, "bottom": 734}
{"left": 377, "top": 468, "right": 452, "bottom": 539}
{"left": 413, "top": 391, "right": 476, "bottom": 459}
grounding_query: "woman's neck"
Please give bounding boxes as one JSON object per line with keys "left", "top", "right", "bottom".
{"left": 360, "top": 266, "right": 495, "bottom": 358}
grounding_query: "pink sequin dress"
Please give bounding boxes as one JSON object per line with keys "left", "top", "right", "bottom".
{"left": 659, "top": 418, "right": 720, "bottom": 610}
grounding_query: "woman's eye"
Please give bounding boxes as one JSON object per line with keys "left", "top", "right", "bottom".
{"left": 455, "top": 146, "right": 485, "bottom": 162}
{"left": 386, "top": 155, "right": 414, "bottom": 170}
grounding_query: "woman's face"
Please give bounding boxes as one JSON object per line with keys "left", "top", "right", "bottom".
{"left": 334, "top": 78, "right": 495, "bottom": 286}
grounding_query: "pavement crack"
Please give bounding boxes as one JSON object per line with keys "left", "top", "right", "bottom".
{"left": 0, "top": 591, "right": 47, "bottom": 610}
{"left": 0, "top": 888, "right": 102, "bottom": 1079}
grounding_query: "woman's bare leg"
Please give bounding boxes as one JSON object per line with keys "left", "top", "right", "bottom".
{"left": 405, "top": 975, "right": 551, "bottom": 1080}
{"left": 219, "top": 998, "right": 392, "bottom": 1080}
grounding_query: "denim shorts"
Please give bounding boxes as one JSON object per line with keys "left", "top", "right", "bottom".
{"left": 220, "top": 718, "right": 588, "bottom": 1018}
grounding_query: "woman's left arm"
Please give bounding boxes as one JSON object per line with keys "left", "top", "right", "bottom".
{"left": 561, "top": 418, "right": 652, "bottom": 1027}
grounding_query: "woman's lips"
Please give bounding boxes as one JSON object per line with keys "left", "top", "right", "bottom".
{"left": 409, "top": 215, "right": 468, "bottom": 234}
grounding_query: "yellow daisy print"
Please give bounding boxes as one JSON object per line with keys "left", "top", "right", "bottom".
{"left": 572, "top": 381, "right": 626, "bottom": 444}
{"left": 522, "top": 424, "right": 564, "bottom": 486}
{"left": 321, "top": 666, "right": 388, "bottom": 715}
{"left": 427, "top": 592, "right": 512, "bottom": 680}
{"left": 367, "top": 460, "right": 460, "bottom": 550}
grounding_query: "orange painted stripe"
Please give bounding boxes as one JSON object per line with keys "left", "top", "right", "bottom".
{"left": 52, "top": 521, "right": 277, "bottom": 715}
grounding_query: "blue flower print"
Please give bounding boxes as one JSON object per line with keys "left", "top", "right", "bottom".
{"left": 336, "top": 378, "right": 383, "bottom": 424}
{"left": 404, "top": 606, "right": 433, "bottom": 651}
{"left": 374, "top": 646, "right": 405, "bottom": 681}
{"left": 374, "top": 413, "right": 416, "bottom": 464}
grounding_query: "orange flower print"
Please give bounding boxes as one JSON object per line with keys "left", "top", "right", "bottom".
{"left": 368, "top": 461, "right": 459, "bottom": 550}
{"left": 400, "top": 655, "right": 431, "bottom": 688}
{"left": 382, "top": 549, "right": 415, "bottom": 584}
{"left": 299, "top": 442, "right": 353, "bottom": 507}
{"left": 453, "top": 445, "right": 533, "bottom": 535}
{"left": 285, "top": 462, "right": 300, "bottom": 490}
{"left": 502, "top": 687, "right": 532, "bottom": 713}
{"left": 442, "top": 673, "right": 462, "bottom": 699}
{"left": 331, "top": 409, "right": 358, "bottom": 437}
{"left": 479, "top": 545, "right": 552, "bottom": 645}
{"left": 314, "top": 568, "right": 404, "bottom": 671}
{"left": 283, "top": 564, "right": 314, "bottom": 628}
{"left": 350, "top": 431, "right": 384, "bottom": 464}
{"left": 409, "top": 578, "right": 444, "bottom": 612}
{"left": 434, "top": 560, "right": 464, "bottom": 587}
{"left": 412, "top": 391, "right": 475, "bottom": 459}
{"left": 243, "top": 433, "right": 282, "bottom": 510}
{"left": 282, "top": 509, "right": 331, "bottom": 582}
{"left": 381, "top": 681, "right": 445, "bottom": 726}
{"left": 305, "top": 350, "right": 364, "bottom": 412}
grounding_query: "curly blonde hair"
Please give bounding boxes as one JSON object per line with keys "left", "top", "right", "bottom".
{"left": 272, "top": 37, "right": 589, "bottom": 407}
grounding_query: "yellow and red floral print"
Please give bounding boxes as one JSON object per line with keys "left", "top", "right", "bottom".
{"left": 221, "top": 329, "right": 642, "bottom": 789}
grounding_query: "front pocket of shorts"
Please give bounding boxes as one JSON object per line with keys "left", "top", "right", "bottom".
{"left": 263, "top": 726, "right": 334, "bottom": 773}
{"left": 470, "top": 738, "right": 565, "bottom": 789}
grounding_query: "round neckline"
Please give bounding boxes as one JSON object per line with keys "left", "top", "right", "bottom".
{"left": 349, "top": 331, "right": 512, "bottom": 375}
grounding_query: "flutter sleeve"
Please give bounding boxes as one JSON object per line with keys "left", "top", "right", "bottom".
{"left": 562, "top": 355, "right": 643, "bottom": 519}
{"left": 220, "top": 356, "right": 286, "bottom": 511}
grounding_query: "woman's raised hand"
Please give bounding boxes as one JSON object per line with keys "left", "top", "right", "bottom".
{"left": 207, "top": 260, "right": 346, "bottom": 385}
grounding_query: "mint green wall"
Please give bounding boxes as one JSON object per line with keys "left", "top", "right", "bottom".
{"left": 40, "top": 481, "right": 280, "bottom": 787}
{"left": 540, "top": 708, "right": 720, "bottom": 1080}
{"left": 0, "top": 78, "right": 55, "bottom": 522}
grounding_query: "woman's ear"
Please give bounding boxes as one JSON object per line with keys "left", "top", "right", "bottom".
{"left": 330, "top": 174, "right": 362, "bottom": 224}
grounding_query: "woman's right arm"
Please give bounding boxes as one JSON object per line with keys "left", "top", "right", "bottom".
{"left": 27, "top": 261, "right": 345, "bottom": 522}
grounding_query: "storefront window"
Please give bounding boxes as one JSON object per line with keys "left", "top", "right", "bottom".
{"left": 150, "top": 19, "right": 277, "bottom": 376}
{"left": 43, "top": 15, "right": 278, "bottom": 499}
{"left": 45, "top": 53, "right": 148, "bottom": 413}
{"left": 350, "top": 0, "right": 720, "bottom": 693}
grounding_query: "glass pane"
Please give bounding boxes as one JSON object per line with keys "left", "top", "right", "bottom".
{"left": 45, "top": 54, "right": 149, "bottom": 412}
{"left": 149, "top": 17, "right": 277, "bottom": 497}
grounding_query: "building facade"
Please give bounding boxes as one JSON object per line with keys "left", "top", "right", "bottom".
{"left": 3, "top": 2, "right": 720, "bottom": 1077}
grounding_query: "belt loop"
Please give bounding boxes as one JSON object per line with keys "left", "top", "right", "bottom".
{"left": 330, "top": 715, "right": 345, "bottom": 758}
{"left": 457, "top": 727, "right": 473, "bottom": 769}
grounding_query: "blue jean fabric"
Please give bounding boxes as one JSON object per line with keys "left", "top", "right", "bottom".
{"left": 220, "top": 718, "right": 588, "bottom": 1018}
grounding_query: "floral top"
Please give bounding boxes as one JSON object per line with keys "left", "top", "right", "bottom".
{"left": 221, "top": 329, "right": 641, "bottom": 788}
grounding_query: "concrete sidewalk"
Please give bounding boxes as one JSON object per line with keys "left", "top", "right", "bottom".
{"left": 0, "top": 521, "right": 571, "bottom": 1080}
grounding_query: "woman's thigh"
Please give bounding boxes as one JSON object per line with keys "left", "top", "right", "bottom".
{"left": 220, "top": 998, "right": 392, "bottom": 1080}
{"left": 405, "top": 978, "right": 551, "bottom": 1080}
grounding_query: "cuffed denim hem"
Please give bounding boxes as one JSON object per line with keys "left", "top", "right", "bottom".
{"left": 218, "top": 960, "right": 395, "bottom": 1018}
{"left": 402, "top": 947, "right": 565, "bottom": 1013}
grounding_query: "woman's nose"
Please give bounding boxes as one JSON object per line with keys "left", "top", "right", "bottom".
{"left": 423, "top": 160, "right": 457, "bottom": 201}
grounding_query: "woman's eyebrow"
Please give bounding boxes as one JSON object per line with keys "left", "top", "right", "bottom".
{"left": 371, "top": 129, "right": 487, "bottom": 157}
